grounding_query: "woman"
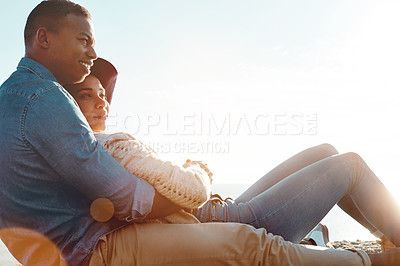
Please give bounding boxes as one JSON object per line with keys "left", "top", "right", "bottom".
{"left": 65, "top": 58, "right": 213, "bottom": 225}
{"left": 65, "top": 58, "right": 400, "bottom": 255}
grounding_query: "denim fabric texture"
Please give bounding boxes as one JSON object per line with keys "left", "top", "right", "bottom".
{"left": 193, "top": 196, "right": 257, "bottom": 224}
{"left": 0, "top": 58, "right": 155, "bottom": 266}
{"left": 194, "top": 151, "right": 399, "bottom": 246}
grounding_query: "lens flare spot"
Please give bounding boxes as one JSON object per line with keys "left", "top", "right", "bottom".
{"left": 90, "top": 198, "right": 114, "bottom": 222}
{"left": 0, "top": 227, "right": 66, "bottom": 265}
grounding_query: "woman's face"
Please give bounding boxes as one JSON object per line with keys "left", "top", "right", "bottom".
{"left": 68, "top": 75, "right": 109, "bottom": 132}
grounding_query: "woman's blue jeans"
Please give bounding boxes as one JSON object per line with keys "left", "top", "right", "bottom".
{"left": 193, "top": 144, "right": 400, "bottom": 245}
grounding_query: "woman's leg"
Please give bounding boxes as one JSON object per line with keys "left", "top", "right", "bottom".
{"left": 235, "top": 143, "right": 339, "bottom": 203}
{"left": 234, "top": 143, "right": 378, "bottom": 235}
{"left": 245, "top": 152, "right": 400, "bottom": 245}
{"left": 195, "top": 145, "right": 383, "bottom": 240}
{"left": 194, "top": 144, "right": 339, "bottom": 225}
{"left": 337, "top": 195, "right": 379, "bottom": 234}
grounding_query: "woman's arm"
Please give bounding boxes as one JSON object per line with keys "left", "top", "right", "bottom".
{"left": 96, "top": 132, "right": 212, "bottom": 209}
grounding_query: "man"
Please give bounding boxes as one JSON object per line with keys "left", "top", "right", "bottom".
{"left": 0, "top": 1, "right": 178, "bottom": 265}
{"left": 0, "top": 1, "right": 398, "bottom": 265}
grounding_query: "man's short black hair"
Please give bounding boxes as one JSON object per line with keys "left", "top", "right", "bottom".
{"left": 24, "top": 0, "right": 91, "bottom": 47}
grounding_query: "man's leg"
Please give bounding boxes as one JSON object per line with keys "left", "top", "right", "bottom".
{"left": 89, "top": 222, "right": 370, "bottom": 266}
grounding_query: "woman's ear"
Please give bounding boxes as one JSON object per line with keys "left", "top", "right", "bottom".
{"left": 35, "top": 27, "right": 50, "bottom": 49}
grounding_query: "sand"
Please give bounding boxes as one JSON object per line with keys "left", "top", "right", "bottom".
{"left": 330, "top": 240, "right": 381, "bottom": 254}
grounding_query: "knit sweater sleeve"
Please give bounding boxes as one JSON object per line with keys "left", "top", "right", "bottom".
{"left": 95, "top": 132, "right": 211, "bottom": 209}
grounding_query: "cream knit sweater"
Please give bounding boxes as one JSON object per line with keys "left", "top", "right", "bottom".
{"left": 95, "top": 132, "right": 212, "bottom": 224}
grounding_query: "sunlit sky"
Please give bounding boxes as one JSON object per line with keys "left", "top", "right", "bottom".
{"left": 1, "top": 1, "right": 400, "bottom": 204}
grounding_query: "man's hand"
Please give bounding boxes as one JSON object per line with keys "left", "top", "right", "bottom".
{"left": 368, "top": 248, "right": 400, "bottom": 265}
{"left": 145, "top": 191, "right": 182, "bottom": 219}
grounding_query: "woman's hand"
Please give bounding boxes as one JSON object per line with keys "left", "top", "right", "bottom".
{"left": 184, "top": 159, "right": 213, "bottom": 183}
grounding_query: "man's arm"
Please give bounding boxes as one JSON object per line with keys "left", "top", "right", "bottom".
{"left": 24, "top": 87, "right": 155, "bottom": 221}
{"left": 96, "top": 133, "right": 212, "bottom": 209}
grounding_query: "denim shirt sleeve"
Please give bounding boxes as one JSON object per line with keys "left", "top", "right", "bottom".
{"left": 22, "top": 84, "right": 155, "bottom": 221}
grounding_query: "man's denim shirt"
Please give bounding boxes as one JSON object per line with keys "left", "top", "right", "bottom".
{"left": 0, "top": 58, "right": 155, "bottom": 265}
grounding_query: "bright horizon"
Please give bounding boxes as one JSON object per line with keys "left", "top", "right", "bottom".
{"left": 1, "top": 0, "right": 400, "bottom": 207}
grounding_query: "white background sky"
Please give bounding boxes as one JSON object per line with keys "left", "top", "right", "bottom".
{"left": 1, "top": 1, "right": 400, "bottom": 205}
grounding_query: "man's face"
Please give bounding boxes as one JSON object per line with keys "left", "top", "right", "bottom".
{"left": 68, "top": 75, "right": 109, "bottom": 132}
{"left": 47, "top": 14, "right": 97, "bottom": 85}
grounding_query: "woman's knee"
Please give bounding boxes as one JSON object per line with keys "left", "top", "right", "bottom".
{"left": 315, "top": 143, "right": 338, "bottom": 157}
{"left": 332, "top": 152, "right": 365, "bottom": 176}
{"left": 340, "top": 152, "right": 363, "bottom": 162}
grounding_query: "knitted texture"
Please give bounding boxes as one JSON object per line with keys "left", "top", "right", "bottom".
{"left": 95, "top": 132, "right": 211, "bottom": 209}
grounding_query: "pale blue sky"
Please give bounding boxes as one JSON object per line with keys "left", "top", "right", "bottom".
{"left": 1, "top": 1, "right": 400, "bottom": 204}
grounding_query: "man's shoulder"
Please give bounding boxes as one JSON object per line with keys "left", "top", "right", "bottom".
{"left": 2, "top": 72, "right": 59, "bottom": 97}
{"left": 0, "top": 58, "right": 63, "bottom": 100}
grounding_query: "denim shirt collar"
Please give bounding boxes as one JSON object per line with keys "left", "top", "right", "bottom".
{"left": 17, "top": 57, "right": 58, "bottom": 83}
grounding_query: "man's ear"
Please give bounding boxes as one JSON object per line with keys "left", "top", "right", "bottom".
{"left": 35, "top": 27, "right": 51, "bottom": 49}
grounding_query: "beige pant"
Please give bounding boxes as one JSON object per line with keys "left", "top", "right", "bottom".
{"left": 88, "top": 222, "right": 371, "bottom": 266}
